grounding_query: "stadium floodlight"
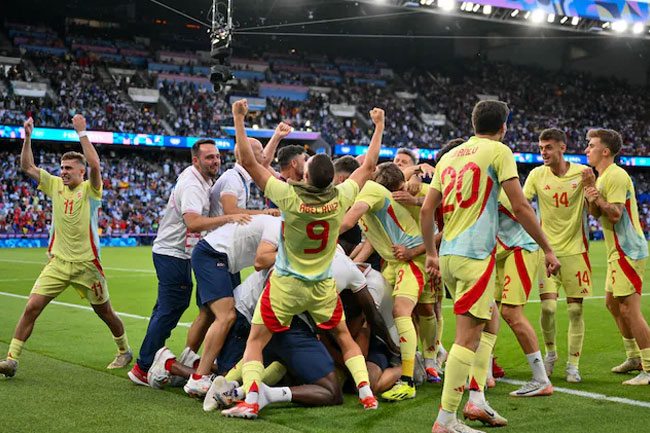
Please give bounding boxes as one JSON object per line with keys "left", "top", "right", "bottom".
{"left": 524, "top": 11, "right": 531, "bottom": 19}
{"left": 612, "top": 20, "right": 628, "bottom": 33}
{"left": 602, "top": 22, "right": 610, "bottom": 28}
{"left": 560, "top": 16, "right": 568, "bottom": 24}
{"left": 547, "top": 13, "right": 555, "bottom": 23}
{"left": 511, "top": 9, "right": 519, "bottom": 17}
{"left": 420, "top": 0, "right": 427, "bottom": 4}
{"left": 531, "top": 9, "right": 545, "bottom": 23}
{"left": 460, "top": 2, "right": 467, "bottom": 11}
{"left": 438, "top": 0, "right": 455, "bottom": 11}
{"left": 632, "top": 22, "right": 644, "bottom": 34}
{"left": 472, "top": 3, "right": 480, "bottom": 12}
{"left": 571, "top": 16, "right": 580, "bottom": 25}
{"left": 426, "top": 0, "right": 435, "bottom": 4}
{"left": 483, "top": 5, "right": 492, "bottom": 15}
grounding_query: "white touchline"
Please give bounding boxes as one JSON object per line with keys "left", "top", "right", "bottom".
{"left": 0, "top": 291, "right": 191, "bottom": 327}
{"left": 0, "top": 258, "right": 155, "bottom": 273}
{"left": 439, "top": 293, "right": 649, "bottom": 309}
{"left": 498, "top": 378, "right": 650, "bottom": 408}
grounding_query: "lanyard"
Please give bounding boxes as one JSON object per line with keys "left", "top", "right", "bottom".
{"left": 234, "top": 168, "right": 250, "bottom": 204}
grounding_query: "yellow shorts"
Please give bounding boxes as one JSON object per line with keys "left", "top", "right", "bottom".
{"left": 382, "top": 258, "right": 429, "bottom": 304}
{"left": 31, "top": 256, "right": 109, "bottom": 305}
{"left": 606, "top": 256, "right": 646, "bottom": 298}
{"left": 495, "top": 248, "right": 540, "bottom": 305}
{"left": 252, "top": 272, "right": 344, "bottom": 332}
{"left": 540, "top": 253, "right": 592, "bottom": 298}
{"left": 440, "top": 254, "right": 496, "bottom": 320}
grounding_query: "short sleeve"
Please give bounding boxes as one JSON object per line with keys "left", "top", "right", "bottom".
{"left": 355, "top": 182, "right": 385, "bottom": 212}
{"left": 604, "top": 171, "right": 628, "bottom": 204}
{"left": 37, "top": 169, "right": 57, "bottom": 197}
{"left": 180, "top": 184, "right": 208, "bottom": 215}
{"left": 347, "top": 264, "right": 368, "bottom": 293}
{"left": 261, "top": 216, "right": 282, "bottom": 247}
{"left": 264, "top": 176, "right": 292, "bottom": 207}
{"left": 522, "top": 169, "right": 537, "bottom": 201}
{"left": 219, "top": 174, "right": 242, "bottom": 199}
{"left": 430, "top": 165, "right": 442, "bottom": 193}
{"left": 86, "top": 180, "right": 103, "bottom": 201}
{"left": 493, "top": 144, "right": 519, "bottom": 184}
{"left": 336, "top": 178, "right": 360, "bottom": 210}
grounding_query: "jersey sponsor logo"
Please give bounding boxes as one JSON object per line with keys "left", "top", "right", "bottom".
{"left": 298, "top": 202, "right": 339, "bottom": 215}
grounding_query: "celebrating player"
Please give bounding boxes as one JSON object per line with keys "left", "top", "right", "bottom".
{"left": 421, "top": 101, "right": 560, "bottom": 433}
{"left": 523, "top": 128, "right": 591, "bottom": 382}
{"left": 0, "top": 116, "right": 131, "bottom": 378}
{"left": 583, "top": 129, "right": 650, "bottom": 385}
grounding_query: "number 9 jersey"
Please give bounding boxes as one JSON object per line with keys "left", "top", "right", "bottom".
{"left": 264, "top": 176, "right": 359, "bottom": 281}
{"left": 431, "top": 136, "right": 519, "bottom": 260}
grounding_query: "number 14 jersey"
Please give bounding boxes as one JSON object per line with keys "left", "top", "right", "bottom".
{"left": 431, "top": 136, "right": 519, "bottom": 260}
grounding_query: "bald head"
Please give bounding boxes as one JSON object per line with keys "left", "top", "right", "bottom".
{"left": 235, "top": 138, "right": 265, "bottom": 164}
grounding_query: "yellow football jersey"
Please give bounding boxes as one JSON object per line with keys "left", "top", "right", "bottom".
{"left": 355, "top": 181, "right": 423, "bottom": 263}
{"left": 595, "top": 164, "right": 648, "bottom": 262}
{"left": 523, "top": 163, "right": 589, "bottom": 257}
{"left": 38, "top": 169, "right": 103, "bottom": 262}
{"left": 430, "top": 136, "right": 519, "bottom": 260}
{"left": 265, "top": 176, "right": 359, "bottom": 281}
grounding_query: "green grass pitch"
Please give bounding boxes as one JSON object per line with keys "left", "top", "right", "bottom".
{"left": 1, "top": 242, "right": 649, "bottom": 432}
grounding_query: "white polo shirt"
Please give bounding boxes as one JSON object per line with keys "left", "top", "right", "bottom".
{"left": 202, "top": 215, "right": 281, "bottom": 273}
{"left": 363, "top": 265, "right": 398, "bottom": 346}
{"left": 209, "top": 163, "right": 253, "bottom": 217}
{"left": 234, "top": 268, "right": 271, "bottom": 324}
{"left": 152, "top": 165, "right": 212, "bottom": 260}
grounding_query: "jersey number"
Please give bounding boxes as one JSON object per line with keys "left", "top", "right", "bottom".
{"left": 441, "top": 162, "right": 481, "bottom": 214}
{"left": 576, "top": 270, "right": 590, "bottom": 286}
{"left": 304, "top": 220, "right": 330, "bottom": 254}
{"left": 553, "top": 192, "right": 569, "bottom": 208}
{"left": 64, "top": 199, "right": 74, "bottom": 214}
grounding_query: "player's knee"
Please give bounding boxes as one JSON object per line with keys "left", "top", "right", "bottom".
{"left": 218, "top": 308, "right": 237, "bottom": 328}
{"left": 320, "top": 373, "right": 343, "bottom": 405}
{"left": 500, "top": 305, "right": 519, "bottom": 325}
{"left": 24, "top": 300, "right": 45, "bottom": 318}
{"left": 415, "top": 302, "right": 433, "bottom": 316}
{"left": 567, "top": 302, "right": 583, "bottom": 321}
{"left": 540, "top": 299, "right": 557, "bottom": 316}
{"left": 618, "top": 301, "right": 632, "bottom": 317}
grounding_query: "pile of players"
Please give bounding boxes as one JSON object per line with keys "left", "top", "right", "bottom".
{"left": 2, "top": 98, "right": 649, "bottom": 433}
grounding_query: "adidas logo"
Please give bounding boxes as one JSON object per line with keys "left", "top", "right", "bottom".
{"left": 571, "top": 352, "right": 580, "bottom": 357}
{"left": 400, "top": 336, "right": 407, "bottom": 343}
{"left": 581, "top": 289, "right": 589, "bottom": 294}
{"left": 544, "top": 185, "right": 551, "bottom": 191}
{"left": 427, "top": 346, "right": 436, "bottom": 352}
{"left": 454, "top": 385, "right": 465, "bottom": 393}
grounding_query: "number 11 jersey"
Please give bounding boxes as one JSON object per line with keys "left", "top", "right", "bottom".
{"left": 264, "top": 176, "right": 359, "bottom": 281}
{"left": 431, "top": 136, "right": 519, "bottom": 260}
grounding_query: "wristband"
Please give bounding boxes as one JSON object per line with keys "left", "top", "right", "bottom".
{"left": 77, "top": 131, "right": 88, "bottom": 138}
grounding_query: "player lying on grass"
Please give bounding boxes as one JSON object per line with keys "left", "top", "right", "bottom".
{"left": 1, "top": 116, "right": 131, "bottom": 378}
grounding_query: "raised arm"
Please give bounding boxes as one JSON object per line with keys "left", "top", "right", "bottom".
{"left": 232, "top": 99, "right": 273, "bottom": 191}
{"left": 348, "top": 108, "right": 384, "bottom": 189}
{"left": 262, "top": 122, "right": 292, "bottom": 171}
{"left": 72, "top": 114, "right": 101, "bottom": 190}
{"left": 340, "top": 202, "right": 370, "bottom": 234}
{"left": 20, "top": 117, "right": 40, "bottom": 183}
{"left": 421, "top": 187, "right": 441, "bottom": 277}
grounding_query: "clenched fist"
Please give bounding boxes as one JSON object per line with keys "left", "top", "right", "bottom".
{"left": 582, "top": 168, "right": 596, "bottom": 189}
{"left": 232, "top": 99, "right": 249, "bottom": 118}
{"left": 24, "top": 117, "right": 34, "bottom": 137}
{"left": 369, "top": 107, "right": 385, "bottom": 126}
{"left": 71, "top": 114, "right": 87, "bottom": 133}
{"left": 274, "top": 122, "right": 293, "bottom": 138}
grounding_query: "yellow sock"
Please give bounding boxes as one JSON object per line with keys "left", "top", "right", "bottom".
{"left": 436, "top": 317, "right": 444, "bottom": 357}
{"left": 262, "top": 361, "right": 287, "bottom": 386}
{"left": 419, "top": 315, "right": 437, "bottom": 361}
{"left": 641, "top": 348, "right": 650, "bottom": 373}
{"left": 540, "top": 299, "right": 557, "bottom": 354}
{"left": 567, "top": 302, "right": 584, "bottom": 366}
{"left": 7, "top": 338, "right": 25, "bottom": 363}
{"left": 242, "top": 360, "right": 264, "bottom": 393}
{"left": 344, "top": 355, "right": 369, "bottom": 387}
{"left": 441, "top": 344, "right": 475, "bottom": 413}
{"left": 225, "top": 359, "right": 243, "bottom": 383}
{"left": 113, "top": 333, "right": 130, "bottom": 354}
{"left": 468, "top": 332, "right": 497, "bottom": 391}
{"left": 395, "top": 315, "right": 417, "bottom": 378}
{"left": 623, "top": 337, "right": 641, "bottom": 359}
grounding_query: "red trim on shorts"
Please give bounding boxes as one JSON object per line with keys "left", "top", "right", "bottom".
{"left": 513, "top": 248, "right": 532, "bottom": 300}
{"left": 317, "top": 294, "right": 344, "bottom": 330}
{"left": 48, "top": 229, "right": 56, "bottom": 255}
{"left": 260, "top": 272, "right": 290, "bottom": 332}
{"left": 478, "top": 178, "right": 494, "bottom": 219}
{"left": 386, "top": 204, "right": 406, "bottom": 232}
{"left": 454, "top": 253, "right": 496, "bottom": 315}
{"left": 92, "top": 259, "right": 106, "bottom": 278}
{"left": 89, "top": 224, "right": 99, "bottom": 260}
{"left": 582, "top": 252, "right": 592, "bottom": 273}
{"left": 613, "top": 230, "right": 642, "bottom": 295}
{"left": 407, "top": 260, "right": 425, "bottom": 297}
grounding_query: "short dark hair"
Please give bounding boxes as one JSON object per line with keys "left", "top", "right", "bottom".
{"left": 587, "top": 129, "right": 623, "bottom": 156}
{"left": 539, "top": 128, "right": 567, "bottom": 144}
{"left": 338, "top": 225, "right": 362, "bottom": 257}
{"left": 308, "top": 154, "right": 334, "bottom": 188}
{"left": 61, "top": 151, "right": 86, "bottom": 166}
{"left": 471, "top": 100, "right": 510, "bottom": 135}
{"left": 396, "top": 148, "right": 418, "bottom": 165}
{"left": 435, "top": 138, "right": 465, "bottom": 165}
{"left": 277, "top": 145, "right": 306, "bottom": 170}
{"left": 191, "top": 139, "right": 216, "bottom": 157}
{"left": 373, "top": 162, "right": 405, "bottom": 192}
{"left": 333, "top": 155, "right": 360, "bottom": 175}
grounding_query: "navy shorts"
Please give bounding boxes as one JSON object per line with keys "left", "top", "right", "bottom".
{"left": 367, "top": 336, "right": 390, "bottom": 371}
{"left": 217, "top": 310, "right": 251, "bottom": 375}
{"left": 264, "top": 318, "right": 335, "bottom": 384}
{"left": 191, "top": 240, "right": 241, "bottom": 307}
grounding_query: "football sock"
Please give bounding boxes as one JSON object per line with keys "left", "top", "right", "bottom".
{"left": 440, "top": 344, "right": 474, "bottom": 413}
{"left": 641, "top": 348, "right": 650, "bottom": 373}
{"left": 623, "top": 337, "right": 641, "bottom": 359}
{"left": 525, "top": 351, "right": 548, "bottom": 383}
{"left": 225, "top": 359, "right": 243, "bottom": 383}
{"left": 244, "top": 380, "right": 260, "bottom": 405}
{"left": 242, "top": 360, "right": 264, "bottom": 398}
{"left": 258, "top": 382, "right": 292, "bottom": 410}
{"left": 113, "top": 333, "right": 130, "bottom": 354}
{"left": 468, "top": 331, "right": 497, "bottom": 392}
{"left": 567, "top": 302, "right": 584, "bottom": 367}
{"left": 419, "top": 314, "right": 437, "bottom": 367}
{"left": 262, "top": 361, "right": 287, "bottom": 386}
{"left": 540, "top": 299, "right": 557, "bottom": 354}
{"left": 7, "top": 338, "right": 24, "bottom": 363}
{"left": 395, "top": 315, "right": 417, "bottom": 379}
{"left": 487, "top": 355, "right": 494, "bottom": 382}
{"left": 436, "top": 317, "right": 444, "bottom": 358}
{"left": 436, "top": 409, "right": 457, "bottom": 426}
{"left": 358, "top": 383, "right": 373, "bottom": 399}
{"left": 344, "top": 355, "right": 370, "bottom": 390}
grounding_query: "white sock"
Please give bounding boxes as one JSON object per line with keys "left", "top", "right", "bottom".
{"left": 487, "top": 355, "right": 494, "bottom": 381}
{"left": 425, "top": 357, "right": 436, "bottom": 370}
{"left": 438, "top": 344, "right": 447, "bottom": 358}
{"left": 436, "top": 409, "right": 456, "bottom": 426}
{"left": 469, "top": 389, "right": 486, "bottom": 405}
{"left": 358, "top": 384, "right": 373, "bottom": 399}
{"left": 526, "top": 351, "right": 548, "bottom": 383}
{"left": 244, "top": 383, "right": 259, "bottom": 404}
{"left": 258, "top": 382, "right": 292, "bottom": 410}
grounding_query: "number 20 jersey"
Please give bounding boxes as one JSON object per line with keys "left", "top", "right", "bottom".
{"left": 264, "top": 176, "right": 359, "bottom": 282}
{"left": 431, "top": 136, "right": 519, "bottom": 260}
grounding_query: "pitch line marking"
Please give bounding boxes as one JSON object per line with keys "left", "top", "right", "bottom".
{"left": 0, "top": 258, "right": 155, "bottom": 273}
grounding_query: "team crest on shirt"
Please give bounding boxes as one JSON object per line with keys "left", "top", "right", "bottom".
{"left": 76, "top": 191, "right": 83, "bottom": 199}
{"left": 571, "top": 181, "right": 578, "bottom": 189}
{"left": 58, "top": 190, "right": 63, "bottom": 195}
